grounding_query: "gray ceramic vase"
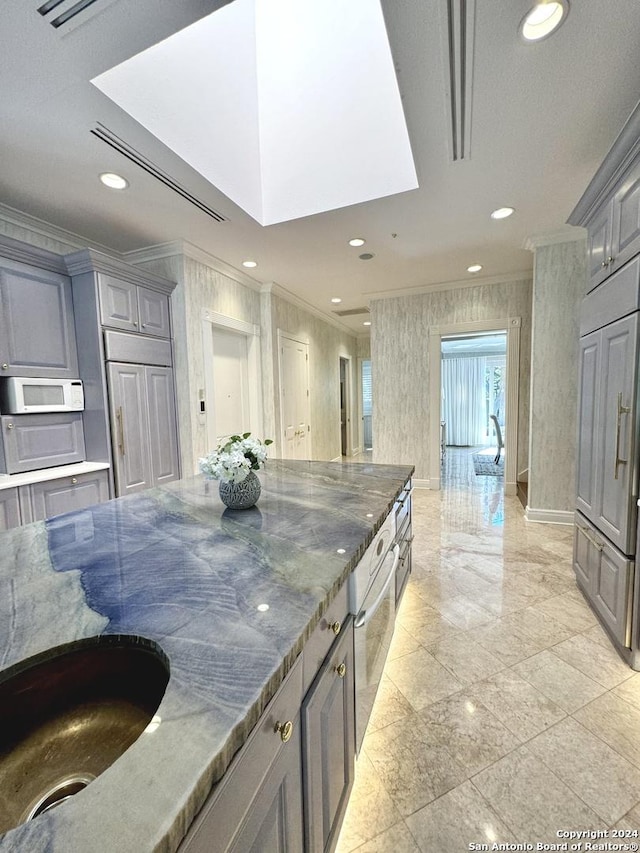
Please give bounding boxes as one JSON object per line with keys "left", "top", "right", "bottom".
{"left": 218, "top": 470, "right": 261, "bottom": 509}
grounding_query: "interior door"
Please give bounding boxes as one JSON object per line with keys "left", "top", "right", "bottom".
{"left": 279, "top": 334, "right": 310, "bottom": 459}
{"left": 211, "top": 327, "right": 251, "bottom": 443}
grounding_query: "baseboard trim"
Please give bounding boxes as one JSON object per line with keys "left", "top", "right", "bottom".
{"left": 525, "top": 507, "right": 574, "bottom": 525}
{"left": 413, "top": 478, "right": 433, "bottom": 489}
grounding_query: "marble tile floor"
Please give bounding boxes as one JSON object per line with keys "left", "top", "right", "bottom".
{"left": 336, "top": 448, "right": 640, "bottom": 852}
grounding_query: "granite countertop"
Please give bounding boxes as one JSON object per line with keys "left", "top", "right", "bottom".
{"left": 0, "top": 459, "right": 413, "bottom": 853}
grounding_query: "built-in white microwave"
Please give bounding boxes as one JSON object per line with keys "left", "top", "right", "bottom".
{"left": 0, "top": 377, "right": 84, "bottom": 414}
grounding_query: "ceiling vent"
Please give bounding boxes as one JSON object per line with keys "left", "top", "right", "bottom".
{"left": 333, "top": 307, "right": 370, "bottom": 317}
{"left": 443, "top": 0, "right": 476, "bottom": 161}
{"left": 37, "top": 0, "right": 117, "bottom": 31}
{"left": 91, "top": 124, "right": 227, "bottom": 223}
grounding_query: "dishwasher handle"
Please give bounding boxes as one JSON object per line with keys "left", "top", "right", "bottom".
{"left": 355, "top": 544, "right": 400, "bottom": 629}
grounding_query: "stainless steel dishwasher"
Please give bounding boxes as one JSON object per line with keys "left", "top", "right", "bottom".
{"left": 348, "top": 511, "right": 399, "bottom": 752}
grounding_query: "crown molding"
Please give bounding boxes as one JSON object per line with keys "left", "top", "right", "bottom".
{"left": 365, "top": 270, "right": 532, "bottom": 302}
{"left": 0, "top": 202, "right": 117, "bottom": 255}
{"left": 523, "top": 227, "right": 587, "bottom": 251}
{"left": 0, "top": 233, "right": 68, "bottom": 274}
{"left": 262, "top": 282, "right": 357, "bottom": 336}
{"left": 64, "top": 248, "right": 176, "bottom": 293}
{"left": 124, "top": 240, "right": 262, "bottom": 291}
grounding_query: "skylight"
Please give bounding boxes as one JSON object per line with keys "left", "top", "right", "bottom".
{"left": 92, "top": 0, "right": 418, "bottom": 226}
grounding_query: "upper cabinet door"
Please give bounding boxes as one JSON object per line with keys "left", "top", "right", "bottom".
{"left": 0, "top": 259, "right": 78, "bottom": 378}
{"left": 138, "top": 287, "right": 170, "bottom": 338}
{"left": 586, "top": 202, "right": 614, "bottom": 291}
{"left": 98, "top": 274, "right": 138, "bottom": 332}
{"left": 597, "top": 312, "right": 639, "bottom": 553}
{"left": 611, "top": 156, "right": 640, "bottom": 273}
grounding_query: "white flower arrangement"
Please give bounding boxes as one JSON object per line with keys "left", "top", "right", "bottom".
{"left": 199, "top": 433, "right": 273, "bottom": 484}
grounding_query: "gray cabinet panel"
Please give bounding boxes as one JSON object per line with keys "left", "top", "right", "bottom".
{"left": 145, "top": 366, "right": 180, "bottom": 486}
{"left": 107, "top": 363, "right": 152, "bottom": 495}
{"left": 612, "top": 156, "right": 640, "bottom": 272}
{"left": 0, "top": 413, "right": 85, "bottom": 474}
{"left": 586, "top": 203, "right": 613, "bottom": 290}
{"left": 103, "top": 330, "right": 172, "bottom": 366}
{"left": 138, "top": 287, "right": 170, "bottom": 338}
{"left": 302, "top": 618, "right": 355, "bottom": 853}
{"left": 0, "top": 488, "right": 21, "bottom": 531}
{"left": 0, "top": 258, "right": 78, "bottom": 377}
{"left": 576, "top": 332, "right": 600, "bottom": 520}
{"left": 574, "top": 512, "right": 633, "bottom": 647}
{"left": 597, "top": 313, "right": 638, "bottom": 553}
{"left": 98, "top": 274, "right": 138, "bottom": 332}
{"left": 580, "top": 256, "right": 640, "bottom": 337}
{"left": 29, "top": 470, "right": 109, "bottom": 521}
{"left": 179, "top": 656, "right": 304, "bottom": 853}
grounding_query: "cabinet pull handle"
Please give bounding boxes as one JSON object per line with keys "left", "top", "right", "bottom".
{"left": 335, "top": 662, "right": 347, "bottom": 678}
{"left": 576, "top": 523, "right": 604, "bottom": 552}
{"left": 116, "top": 406, "right": 126, "bottom": 456}
{"left": 614, "top": 391, "right": 631, "bottom": 479}
{"left": 274, "top": 720, "right": 293, "bottom": 743}
{"left": 329, "top": 620, "right": 341, "bottom": 636}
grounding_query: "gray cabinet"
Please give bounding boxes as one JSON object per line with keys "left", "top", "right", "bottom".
{"left": 575, "top": 313, "right": 638, "bottom": 555}
{"left": 0, "top": 413, "right": 85, "bottom": 474}
{"left": 0, "top": 488, "right": 21, "bottom": 531}
{"left": 302, "top": 617, "right": 355, "bottom": 853}
{"left": 107, "top": 362, "right": 179, "bottom": 496}
{"left": 179, "top": 655, "right": 305, "bottom": 853}
{"left": 574, "top": 512, "right": 633, "bottom": 647}
{"left": 99, "top": 274, "right": 170, "bottom": 338}
{"left": 586, "top": 155, "right": 640, "bottom": 293}
{"left": 29, "top": 470, "right": 109, "bottom": 521}
{"left": 0, "top": 257, "right": 78, "bottom": 377}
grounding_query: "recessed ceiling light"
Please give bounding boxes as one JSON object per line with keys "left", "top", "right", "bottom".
{"left": 349, "top": 237, "right": 366, "bottom": 247}
{"left": 467, "top": 264, "right": 483, "bottom": 273}
{"left": 490, "top": 207, "right": 515, "bottom": 220}
{"left": 99, "top": 172, "right": 129, "bottom": 190}
{"left": 363, "top": 321, "right": 372, "bottom": 326}
{"left": 242, "top": 260, "right": 258, "bottom": 268}
{"left": 331, "top": 297, "right": 342, "bottom": 304}
{"left": 359, "top": 253, "right": 375, "bottom": 260}
{"left": 520, "top": 1, "right": 568, "bottom": 42}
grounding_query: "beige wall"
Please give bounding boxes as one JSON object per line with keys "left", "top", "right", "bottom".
{"left": 528, "top": 239, "right": 586, "bottom": 516}
{"left": 269, "top": 292, "right": 359, "bottom": 461}
{"left": 370, "top": 279, "right": 533, "bottom": 481}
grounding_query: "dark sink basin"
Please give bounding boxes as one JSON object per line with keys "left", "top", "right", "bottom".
{"left": 0, "top": 635, "right": 169, "bottom": 834}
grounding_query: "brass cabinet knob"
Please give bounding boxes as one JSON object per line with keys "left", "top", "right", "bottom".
{"left": 71, "top": 477, "right": 78, "bottom": 484}
{"left": 329, "top": 620, "right": 341, "bottom": 636}
{"left": 1, "top": 363, "right": 7, "bottom": 370}
{"left": 601, "top": 260, "right": 608, "bottom": 268}
{"left": 607, "top": 256, "right": 614, "bottom": 265}
{"left": 335, "top": 662, "right": 347, "bottom": 678}
{"left": 6, "top": 422, "right": 14, "bottom": 430}
{"left": 274, "top": 720, "right": 293, "bottom": 743}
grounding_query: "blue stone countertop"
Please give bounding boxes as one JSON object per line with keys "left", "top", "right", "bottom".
{"left": 0, "top": 459, "right": 413, "bottom": 853}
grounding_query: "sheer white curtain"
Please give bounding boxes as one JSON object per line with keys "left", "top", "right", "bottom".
{"left": 442, "top": 356, "right": 487, "bottom": 445}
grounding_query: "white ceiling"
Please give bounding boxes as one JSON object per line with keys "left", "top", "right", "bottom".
{"left": 2, "top": 0, "right": 640, "bottom": 334}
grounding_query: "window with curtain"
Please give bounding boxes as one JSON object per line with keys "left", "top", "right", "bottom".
{"left": 442, "top": 356, "right": 487, "bottom": 445}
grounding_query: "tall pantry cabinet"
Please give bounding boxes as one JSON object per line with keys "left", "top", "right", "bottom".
{"left": 65, "top": 250, "right": 180, "bottom": 497}
{"left": 569, "top": 99, "right": 640, "bottom": 666}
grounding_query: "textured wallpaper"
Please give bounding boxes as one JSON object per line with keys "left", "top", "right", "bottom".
{"left": 529, "top": 240, "right": 586, "bottom": 512}
{"left": 370, "top": 279, "right": 533, "bottom": 482}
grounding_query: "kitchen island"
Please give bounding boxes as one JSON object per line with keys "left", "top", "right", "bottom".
{"left": 0, "top": 459, "right": 413, "bottom": 852}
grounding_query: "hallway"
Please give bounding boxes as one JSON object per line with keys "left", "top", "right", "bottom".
{"left": 336, "top": 451, "right": 640, "bottom": 851}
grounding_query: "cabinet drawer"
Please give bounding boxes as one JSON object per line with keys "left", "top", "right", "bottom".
{"left": 303, "top": 583, "right": 349, "bottom": 694}
{"left": 29, "top": 470, "right": 109, "bottom": 521}
{"left": 0, "top": 413, "right": 85, "bottom": 474}
{"left": 581, "top": 256, "right": 640, "bottom": 336}
{"left": 0, "top": 487, "right": 21, "bottom": 530}
{"left": 104, "top": 330, "right": 173, "bottom": 366}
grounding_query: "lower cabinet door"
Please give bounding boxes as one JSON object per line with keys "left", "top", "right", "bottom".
{"left": 302, "top": 617, "right": 355, "bottom": 853}
{"left": 29, "top": 470, "right": 110, "bottom": 521}
{"left": 574, "top": 513, "right": 633, "bottom": 647}
{"left": 145, "top": 365, "right": 180, "bottom": 487}
{"left": 0, "top": 487, "right": 21, "bottom": 530}
{"left": 107, "top": 362, "right": 152, "bottom": 495}
{"left": 178, "top": 656, "right": 304, "bottom": 853}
